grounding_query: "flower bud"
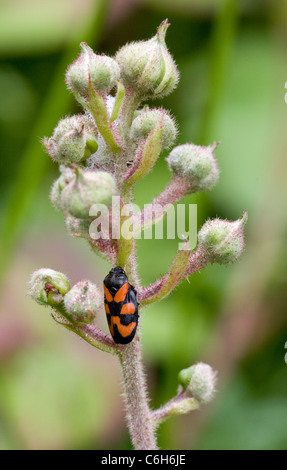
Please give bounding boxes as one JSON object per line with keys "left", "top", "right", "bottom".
{"left": 198, "top": 211, "right": 248, "bottom": 265}
{"left": 115, "top": 20, "right": 179, "bottom": 100}
{"left": 50, "top": 167, "right": 75, "bottom": 211}
{"left": 61, "top": 168, "right": 117, "bottom": 219}
{"left": 130, "top": 108, "right": 177, "bottom": 150}
{"left": 178, "top": 363, "right": 217, "bottom": 404}
{"left": 166, "top": 143, "right": 219, "bottom": 192}
{"left": 29, "top": 268, "right": 71, "bottom": 307}
{"left": 63, "top": 280, "right": 101, "bottom": 324}
{"left": 43, "top": 114, "right": 98, "bottom": 164}
{"left": 65, "top": 215, "right": 91, "bottom": 239}
{"left": 66, "top": 43, "right": 120, "bottom": 103}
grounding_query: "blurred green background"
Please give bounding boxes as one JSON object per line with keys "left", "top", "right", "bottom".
{"left": 0, "top": 0, "right": 287, "bottom": 450}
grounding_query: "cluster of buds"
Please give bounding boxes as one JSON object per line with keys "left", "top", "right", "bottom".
{"left": 29, "top": 269, "right": 101, "bottom": 325}
{"left": 29, "top": 20, "right": 248, "bottom": 448}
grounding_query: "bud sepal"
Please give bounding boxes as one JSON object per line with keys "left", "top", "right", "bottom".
{"left": 115, "top": 20, "right": 179, "bottom": 100}
{"left": 166, "top": 142, "right": 219, "bottom": 193}
{"left": 29, "top": 268, "right": 71, "bottom": 308}
{"left": 125, "top": 121, "right": 163, "bottom": 186}
{"left": 66, "top": 43, "right": 120, "bottom": 101}
{"left": 130, "top": 107, "right": 177, "bottom": 150}
{"left": 63, "top": 280, "right": 101, "bottom": 325}
{"left": 43, "top": 114, "right": 98, "bottom": 165}
{"left": 198, "top": 211, "right": 248, "bottom": 265}
{"left": 61, "top": 168, "right": 117, "bottom": 219}
{"left": 178, "top": 362, "right": 217, "bottom": 404}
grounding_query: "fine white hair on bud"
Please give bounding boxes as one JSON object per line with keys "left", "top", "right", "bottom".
{"left": 65, "top": 215, "right": 91, "bottom": 239}
{"left": 130, "top": 108, "right": 177, "bottom": 150}
{"left": 178, "top": 362, "right": 217, "bottom": 404}
{"left": 166, "top": 143, "right": 219, "bottom": 192}
{"left": 49, "top": 166, "right": 75, "bottom": 211}
{"left": 29, "top": 268, "right": 71, "bottom": 307}
{"left": 63, "top": 280, "right": 101, "bottom": 324}
{"left": 61, "top": 168, "right": 117, "bottom": 219}
{"left": 198, "top": 211, "right": 248, "bottom": 265}
{"left": 115, "top": 19, "right": 179, "bottom": 100}
{"left": 66, "top": 43, "right": 120, "bottom": 102}
{"left": 43, "top": 114, "right": 98, "bottom": 164}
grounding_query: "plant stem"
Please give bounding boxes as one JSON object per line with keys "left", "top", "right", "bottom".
{"left": 118, "top": 338, "right": 158, "bottom": 450}
{"left": 88, "top": 84, "right": 121, "bottom": 153}
{"left": 117, "top": 185, "right": 157, "bottom": 449}
{"left": 152, "top": 392, "right": 199, "bottom": 425}
{"left": 70, "top": 324, "right": 118, "bottom": 355}
{"left": 119, "top": 87, "right": 140, "bottom": 142}
{"left": 116, "top": 188, "right": 134, "bottom": 271}
{"left": 139, "top": 247, "right": 190, "bottom": 306}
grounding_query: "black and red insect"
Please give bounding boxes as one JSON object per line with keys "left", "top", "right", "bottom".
{"left": 103, "top": 267, "right": 139, "bottom": 344}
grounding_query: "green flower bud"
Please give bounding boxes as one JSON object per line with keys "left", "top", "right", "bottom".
{"left": 66, "top": 43, "right": 120, "bottom": 102}
{"left": 29, "top": 268, "right": 71, "bottom": 307}
{"left": 50, "top": 167, "right": 75, "bottom": 211}
{"left": 178, "top": 363, "right": 217, "bottom": 404}
{"left": 65, "top": 215, "right": 91, "bottom": 239}
{"left": 115, "top": 19, "right": 179, "bottom": 100}
{"left": 61, "top": 168, "right": 117, "bottom": 219}
{"left": 130, "top": 108, "right": 177, "bottom": 150}
{"left": 166, "top": 143, "right": 219, "bottom": 192}
{"left": 43, "top": 114, "right": 98, "bottom": 164}
{"left": 198, "top": 211, "right": 248, "bottom": 265}
{"left": 63, "top": 280, "right": 101, "bottom": 324}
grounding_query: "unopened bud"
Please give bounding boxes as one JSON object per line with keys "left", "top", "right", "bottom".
{"left": 178, "top": 363, "right": 217, "bottom": 404}
{"left": 65, "top": 215, "right": 91, "bottom": 239}
{"left": 66, "top": 43, "right": 120, "bottom": 103}
{"left": 61, "top": 168, "right": 117, "bottom": 219}
{"left": 29, "top": 268, "right": 71, "bottom": 307}
{"left": 43, "top": 114, "right": 98, "bottom": 164}
{"left": 198, "top": 211, "right": 248, "bottom": 264}
{"left": 63, "top": 280, "right": 101, "bottom": 324}
{"left": 130, "top": 108, "right": 177, "bottom": 150}
{"left": 115, "top": 20, "right": 179, "bottom": 100}
{"left": 50, "top": 167, "right": 75, "bottom": 211}
{"left": 166, "top": 143, "right": 219, "bottom": 192}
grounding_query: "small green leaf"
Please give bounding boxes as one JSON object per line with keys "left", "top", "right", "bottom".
{"left": 141, "top": 245, "right": 190, "bottom": 306}
{"left": 127, "top": 122, "right": 163, "bottom": 186}
{"left": 110, "top": 80, "right": 125, "bottom": 123}
{"left": 88, "top": 80, "right": 120, "bottom": 153}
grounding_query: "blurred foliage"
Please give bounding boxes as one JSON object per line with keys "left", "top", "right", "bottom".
{"left": 0, "top": 0, "right": 287, "bottom": 450}
{"left": 0, "top": 0, "right": 97, "bottom": 56}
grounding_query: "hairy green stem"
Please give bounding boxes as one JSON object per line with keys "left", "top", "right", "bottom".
{"left": 118, "top": 338, "right": 158, "bottom": 450}
{"left": 51, "top": 310, "right": 118, "bottom": 355}
{"left": 110, "top": 81, "right": 126, "bottom": 123}
{"left": 68, "top": 323, "right": 118, "bottom": 355}
{"left": 119, "top": 88, "right": 140, "bottom": 142}
{"left": 117, "top": 186, "right": 157, "bottom": 449}
{"left": 152, "top": 392, "right": 199, "bottom": 425}
{"left": 139, "top": 246, "right": 190, "bottom": 307}
{"left": 116, "top": 188, "right": 133, "bottom": 272}
{"left": 88, "top": 83, "right": 121, "bottom": 153}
